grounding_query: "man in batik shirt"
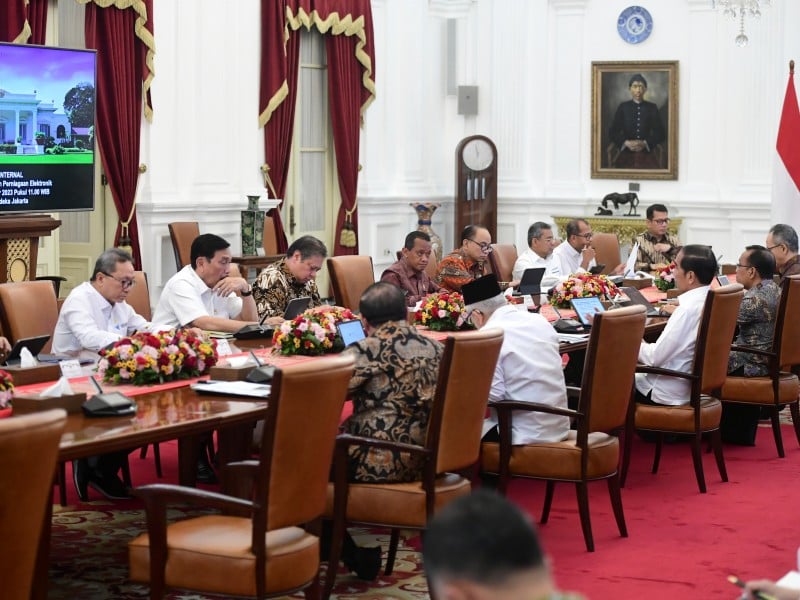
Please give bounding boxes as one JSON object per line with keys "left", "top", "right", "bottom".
{"left": 633, "top": 203, "right": 681, "bottom": 272}
{"left": 380, "top": 230, "right": 442, "bottom": 306}
{"left": 436, "top": 224, "right": 491, "bottom": 292}
{"left": 722, "top": 245, "right": 781, "bottom": 445}
{"left": 251, "top": 235, "right": 325, "bottom": 325}
{"left": 342, "top": 282, "right": 443, "bottom": 482}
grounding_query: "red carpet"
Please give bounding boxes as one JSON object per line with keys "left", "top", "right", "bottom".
{"left": 519, "top": 427, "right": 800, "bottom": 599}
{"left": 50, "top": 425, "right": 800, "bottom": 599}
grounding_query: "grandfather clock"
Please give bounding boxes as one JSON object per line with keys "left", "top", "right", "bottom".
{"left": 454, "top": 135, "right": 497, "bottom": 241}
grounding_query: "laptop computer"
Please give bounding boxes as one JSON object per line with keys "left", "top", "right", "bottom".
{"left": 620, "top": 286, "right": 661, "bottom": 317}
{"left": 337, "top": 319, "right": 366, "bottom": 347}
{"left": 513, "top": 267, "right": 546, "bottom": 296}
{"left": 282, "top": 296, "right": 312, "bottom": 320}
{"left": 3, "top": 334, "right": 50, "bottom": 366}
{"left": 234, "top": 296, "right": 312, "bottom": 340}
{"left": 569, "top": 296, "right": 605, "bottom": 327}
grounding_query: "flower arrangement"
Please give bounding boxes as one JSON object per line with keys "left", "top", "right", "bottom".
{"left": 97, "top": 329, "right": 218, "bottom": 385}
{"left": 654, "top": 262, "right": 677, "bottom": 292}
{"left": 549, "top": 273, "right": 620, "bottom": 308}
{"left": 0, "top": 369, "right": 13, "bottom": 410}
{"left": 272, "top": 306, "right": 357, "bottom": 356}
{"left": 414, "top": 291, "right": 472, "bottom": 331}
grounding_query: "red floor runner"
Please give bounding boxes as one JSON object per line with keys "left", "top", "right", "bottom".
{"left": 57, "top": 427, "right": 800, "bottom": 599}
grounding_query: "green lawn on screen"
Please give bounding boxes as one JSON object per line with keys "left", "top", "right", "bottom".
{"left": 0, "top": 153, "right": 93, "bottom": 165}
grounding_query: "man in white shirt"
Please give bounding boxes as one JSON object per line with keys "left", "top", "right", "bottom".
{"left": 153, "top": 233, "right": 258, "bottom": 332}
{"left": 462, "top": 274, "right": 570, "bottom": 444}
{"left": 54, "top": 249, "right": 163, "bottom": 501}
{"left": 54, "top": 249, "right": 161, "bottom": 353}
{"left": 552, "top": 218, "right": 597, "bottom": 276}
{"left": 512, "top": 222, "right": 563, "bottom": 289}
{"left": 635, "top": 244, "right": 716, "bottom": 406}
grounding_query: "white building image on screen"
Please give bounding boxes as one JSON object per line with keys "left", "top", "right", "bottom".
{"left": 0, "top": 88, "right": 72, "bottom": 149}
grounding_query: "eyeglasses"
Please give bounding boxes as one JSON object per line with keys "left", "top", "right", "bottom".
{"left": 466, "top": 239, "right": 493, "bottom": 253}
{"left": 736, "top": 263, "right": 753, "bottom": 270}
{"left": 573, "top": 232, "right": 593, "bottom": 240}
{"left": 650, "top": 218, "right": 670, "bottom": 225}
{"left": 767, "top": 244, "right": 784, "bottom": 251}
{"left": 103, "top": 273, "right": 136, "bottom": 289}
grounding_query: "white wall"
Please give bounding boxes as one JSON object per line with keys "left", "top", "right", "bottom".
{"left": 135, "top": 0, "right": 800, "bottom": 296}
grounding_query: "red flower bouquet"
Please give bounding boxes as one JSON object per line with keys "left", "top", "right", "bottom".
{"left": 654, "top": 262, "right": 677, "bottom": 292}
{"left": 97, "top": 330, "right": 218, "bottom": 385}
{"left": 550, "top": 273, "right": 619, "bottom": 308}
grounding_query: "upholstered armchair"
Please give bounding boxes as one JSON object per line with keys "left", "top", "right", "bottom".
{"left": 327, "top": 255, "right": 374, "bottom": 310}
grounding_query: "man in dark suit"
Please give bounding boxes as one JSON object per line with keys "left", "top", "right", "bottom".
{"left": 608, "top": 73, "right": 666, "bottom": 169}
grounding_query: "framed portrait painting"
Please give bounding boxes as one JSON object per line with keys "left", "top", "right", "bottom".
{"left": 591, "top": 61, "right": 678, "bottom": 180}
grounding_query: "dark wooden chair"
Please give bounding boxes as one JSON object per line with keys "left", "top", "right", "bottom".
{"left": 327, "top": 255, "right": 374, "bottom": 310}
{"left": 480, "top": 305, "right": 646, "bottom": 552}
{"left": 621, "top": 284, "right": 744, "bottom": 493}
{"left": 0, "top": 409, "right": 66, "bottom": 598}
{"left": 488, "top": 243, "right": 517, "bottom": 282}
{"left": 324, "top": 328, "right": 504, "bottom": 598}
{"left": 129, "top": 355, "right": 354, "bottom": 599}
{"left": 167, "top": 222, "right": 200, "bottom": 271}
{"left": 713, "top": 275, "right": 800, "bottom": 457}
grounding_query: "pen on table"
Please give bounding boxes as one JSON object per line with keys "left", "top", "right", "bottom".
{"left": 728, "top": 575, "right": 778, "bottom": 600}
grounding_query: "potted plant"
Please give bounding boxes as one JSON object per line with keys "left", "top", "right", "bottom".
{"left": 35, "top": 132, "right": 46, "bottom": 145}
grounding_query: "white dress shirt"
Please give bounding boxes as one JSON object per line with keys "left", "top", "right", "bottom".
{"left": 552, "top": 241, "right": 596, "bottom": 276}
{"left": 152, "top": 265, "right": 243, "bottom": 329}
{"left": 52, "top": 281, "right": 152, "bottom": 353}
{"left": 635, "top": 285, "right": 710, "bottom": 406}
{"left": 512, "top": 247, "right": 564, "bottom": 288}
{"left": 482, "top": 304, "right": 570, "bottom": 444}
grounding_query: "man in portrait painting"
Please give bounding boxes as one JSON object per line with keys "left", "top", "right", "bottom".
{"left": 607, "top": 73, "right": 666, "bottom": 170}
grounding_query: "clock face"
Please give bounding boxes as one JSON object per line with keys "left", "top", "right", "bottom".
{"left": 462, "top": 138, "right": 494, "bottom": 171}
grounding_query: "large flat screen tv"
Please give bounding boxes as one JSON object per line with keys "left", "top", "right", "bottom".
{"left": 0, "top": 42, "right": 97, "bottom": 213}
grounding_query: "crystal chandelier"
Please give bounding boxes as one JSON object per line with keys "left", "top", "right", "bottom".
{"left": 712, "top": 0, "right": 771, "bottom": 47}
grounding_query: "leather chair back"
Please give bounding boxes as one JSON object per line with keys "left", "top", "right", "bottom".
{"left": 591, "top": 233, "right": 621, "bottom": 275}
{"left": 0, "top": 409, "right": 66, "bottom": 598}
{"left": 125, "top": 271, "right": 152, "bottom": 321}
{"left": 0, "top": 280, "right": 59, "bottom": 353}
{"left": 168, "top": 222, "right": 200, "bottom": 271}
{"left": 580, "top": 305, "right": 646, "bottom": 433}
{"left": 488, "top": 244, "right": 517, "bottom": 282}
{"left": 430, "top": 328, "right": 504, "bottom": 473}
{"left": 777, "top": 276, "right": 800, "bottom": 366}
{"left": 327, "top": 255, "right": 375, "bottom": 310}
{"left": 263, "top": 215, "right": 279, "bottom": 255}
{"left": 258, "top": 354, "right": 354, "bottom": 530}
{"left": 696, "top": 284, "right": 744, "bottom": 395}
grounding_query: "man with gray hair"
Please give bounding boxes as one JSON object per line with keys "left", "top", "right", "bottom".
{"left": 54, "top": 248, "right": 167, "bottom": 501}
{"left": 766, "top": 224, "right": 800, "bottom": 281}
{"left": 252, "top": 234, "right": 326, "bottom": 324}
{"left": 512, "top": 221, "right": 563, "bottom": 287}
{"left": 461, "top": 274, "right": 570, "bottom": 444}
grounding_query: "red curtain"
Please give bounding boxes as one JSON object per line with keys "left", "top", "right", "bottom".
{"left": 84, "top": 1, "right": 154, "bottom": 267}
{"left": 259, "top": 0, "right": 298, "bottom": 253}
{"left": 327, "top": 34, "right": 362, "bottom": 256}
{"left": 28, "top": 0, "right": 47, "bottom": 45}
{"left": 1, "top": 0, "right": 30, "bottom": 42}
{"left": 261, "top": 0, "right": 375, "bottom": 255}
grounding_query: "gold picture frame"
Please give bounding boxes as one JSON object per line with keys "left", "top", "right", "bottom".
{"left": 591, "top": 60, "right": 678, "bottom": 180}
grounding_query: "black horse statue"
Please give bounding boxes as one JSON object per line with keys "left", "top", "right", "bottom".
{"left": 595, "top": 192, "right": 640, "bottom": 217}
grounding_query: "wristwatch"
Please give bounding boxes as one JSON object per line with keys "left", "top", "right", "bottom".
{"left": 241, "top": 286, "right": 253, "bottom": 297}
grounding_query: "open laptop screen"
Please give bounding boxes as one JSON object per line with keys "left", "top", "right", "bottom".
{"left": 337, "top": 319, "right": 366, "bottom": 347}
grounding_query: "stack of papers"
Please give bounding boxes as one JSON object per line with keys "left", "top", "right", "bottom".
{"left": 557, "top": 333, "right": 590, "bottom": 343}
{"left": 191, "top": 380, "right": 271, "bottom": 398}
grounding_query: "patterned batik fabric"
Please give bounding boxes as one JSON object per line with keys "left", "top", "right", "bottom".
{"left": 342, "top": 321, "right": 443, "bottom": 483}
{"left": 728, "top": 279, "right": 781, "bottom": 377}
{"left": 251, "top": 257, "right": 322, "bottom": 319}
